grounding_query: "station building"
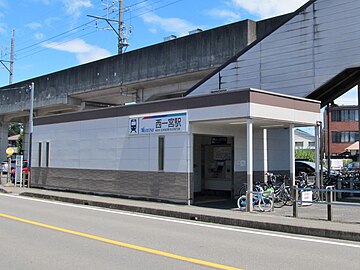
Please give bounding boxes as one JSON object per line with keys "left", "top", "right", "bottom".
{"left": 30, "top": 0, "right": 360, "bottom": 203}
{"left": 33, "top": 89, "right": 320, "bottom": 203}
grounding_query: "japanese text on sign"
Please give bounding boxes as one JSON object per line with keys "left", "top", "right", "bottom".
{"left": 129, "top": 112, "right": 187, "bottom": 134}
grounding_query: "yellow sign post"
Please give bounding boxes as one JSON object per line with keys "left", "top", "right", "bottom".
{"left": 5, "top": 147, "right": 14, "bottom": 186}
{"left": 6, "top": 147, "right": 14, "bottom": 157}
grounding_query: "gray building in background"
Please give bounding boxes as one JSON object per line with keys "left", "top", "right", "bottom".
{"left": 295, "top": 129, "right": 315, "bottom": 149}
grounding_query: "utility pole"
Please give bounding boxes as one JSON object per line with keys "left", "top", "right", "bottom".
{"left": 118, "top": 0, "right": 124, "bottom": 54}
{"left": 0, "top": 29, "right": 15, "bottom": 85}
{"left": 88, "top": 0, "right": 130, "bottom": 54}
{"left": 28, "top": 82, "right": 34, "bottom": 187}
{"left": 9, "top": 29, "right": 15, "bottom": 85}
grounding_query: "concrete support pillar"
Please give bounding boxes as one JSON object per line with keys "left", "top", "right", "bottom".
{"left": 23, "top": 119, "right": 30, "bottom": 162}
{"left": 0, "top": 120, "right": 9, "bottom": 162}
{"left": 246, "top": 119, "right": 253, "bottom": 212}
{"left": 326, "top": 104, "right": 331, "bottom": 179}
{"left": 315, "top": 123, "right": 321, "bottom": 189}
{"left": 289, "top": 124, "right": 295, "bottom": 186}
{"left": 263, "top": 128, "right": 268, "bottom": 184}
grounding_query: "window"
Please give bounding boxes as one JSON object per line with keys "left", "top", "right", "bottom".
{"left": 45, "top": 142, "right": 50, "bottom": 167}
{"left": 308, "top": 142, "right": 316, "bottom": 148}
{"left": 332, "top": 131, "right": 359, "bottom": 143}
{"left": 38, "top": 142, "right": 42, "bottom": 167}
{"left": 332, "top": 109, "right": 358, "bottom": 122}
{"left": 158, "top": 136, "right": 164, "bottom": 171}
{"left": 295, "top": 142, "right": 304, "bottom": 148}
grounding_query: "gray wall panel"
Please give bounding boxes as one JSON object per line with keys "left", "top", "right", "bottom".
{"left": 190, "top": 0, "right": 360, "bottom": 100}
{"left": 32, "top": 167, "right": 189, "bottom": 203}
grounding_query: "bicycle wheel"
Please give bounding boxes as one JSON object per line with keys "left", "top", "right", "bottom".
{"left": 258, "top": 196, "right": 273, "bottom": 212}
{"left": 284, "top": 186, "right": 293, "bottom": 206}
{"left": 237, "top": 195, "right": 247, "bottom": 211}
{"left": 273, "top": 188, "right": 288, "bottom": 208}
{"left": 273, "top": 196, "right": 286, "bottom": 208}
{"left": 237, "top": 184, "right": 247, "bottom": 196}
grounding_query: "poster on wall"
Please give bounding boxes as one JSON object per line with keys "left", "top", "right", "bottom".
{"left": 129, "top": 112, "right": 187, "bottom": 135}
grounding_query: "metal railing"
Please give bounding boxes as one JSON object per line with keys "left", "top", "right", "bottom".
{"left": 292, "top": 185, "right": 360, "bottom": 221}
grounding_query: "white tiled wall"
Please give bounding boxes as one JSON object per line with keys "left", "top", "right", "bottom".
{"left": 33, "top": 116, "right": 191, "bottom": 173}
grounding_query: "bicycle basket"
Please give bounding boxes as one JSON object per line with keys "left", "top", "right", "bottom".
{"left": 263, "top": 187, "right": 274, "bottom": 197}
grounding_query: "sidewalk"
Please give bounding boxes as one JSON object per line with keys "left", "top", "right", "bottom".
{"left": 1, "top": 185, "right": 360, "bottom": 242}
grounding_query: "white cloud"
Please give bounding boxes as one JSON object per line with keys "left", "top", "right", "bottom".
{"left": 62, "top": 0, "right": 93, "bottom": 18}
{"left": 31, "top": 0, "right": 50, "bottom": 4}
{"left": 0, "top": 23, "right": 6, "bottom": 35}
{"left": 206, "top": 8, "right": 241, "bottom": 23}
{"left": 335, "top": 88, "right": 358, "bottom": 106}
{"left": 335, "top": 97, "right": 358, "bottom": 106}
{"left": 0, "top": 4, "right": 6, "bottom": 35}
{"left": 141, "top": 12, "right": 199, "bottom": 37}
{"left": 0, "top": 0, "right": 7, "bottom": 9}
{"left": 230, "top": 0, "right": 308, "bottom": 19}
{"left": 149, "top": 28, "right": 157, "bottom": 34}
{"left": 34, "top": 32, "right": 44, "bottom": 40}
{"left": 26, "top": 22, "right": 42, "bottom": 30}
{"left": 44, "top": 17, "right": 60, "bottom": 27}
{"left": 42, "top": 38, "right": 111, "bottom": 64}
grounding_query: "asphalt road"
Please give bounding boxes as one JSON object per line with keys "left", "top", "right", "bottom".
{"left": 0, "top": 193, "right": 359, "bottom": 270}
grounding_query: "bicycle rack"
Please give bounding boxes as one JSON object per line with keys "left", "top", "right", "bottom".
{"left": 292, "top": 185, "right": 360, "bottom": 221}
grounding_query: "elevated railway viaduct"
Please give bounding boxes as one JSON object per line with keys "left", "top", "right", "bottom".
{"left": 0, "top": 15, "right": 289, "bottom": 161}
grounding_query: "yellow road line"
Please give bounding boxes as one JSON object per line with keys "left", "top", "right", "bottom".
{"left": 0, "top": 213, "right": 241, "bottom": 270}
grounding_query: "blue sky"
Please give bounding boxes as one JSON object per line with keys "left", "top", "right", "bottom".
{"left": 0, "top": 0, "right": 357, "bottom": 104}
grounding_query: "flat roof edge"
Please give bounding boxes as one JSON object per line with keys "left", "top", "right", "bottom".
{"left": 34, "top": 88, "right": 319, "bottom": 126}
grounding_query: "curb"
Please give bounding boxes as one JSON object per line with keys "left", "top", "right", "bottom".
{"left": 20, "top": 192, "right": 360, "bottom": 242}
{"left": 0, "top": 188, "right": 11, "bottom": 194}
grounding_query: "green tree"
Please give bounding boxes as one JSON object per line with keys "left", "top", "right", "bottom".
{"left": 8, "top": 123, "right": 23, "bottom": 136}
{"left": 295, "top": 149, "right": 315, "bottom": 162}
{"left": 16, "top": 132, "right": 24, "bottom": 155}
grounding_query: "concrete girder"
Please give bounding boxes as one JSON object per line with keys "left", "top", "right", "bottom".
{"left": 0, "top": 15, "right": 291, "bottom": 124}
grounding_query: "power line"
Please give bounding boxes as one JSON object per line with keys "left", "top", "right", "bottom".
{"left": 8, "top": 0, "right": 185, "bottom": 62}
{"left": 16, "top": 30, "right": 98, "bottom": 61}
{"left": 15, "top": 25, "right": 96, "bottom": 59}
{"left": 14, "top": 21, "right": 96, "bottom": 55}
{"left": 1, "top": 5, "right": 95, "bottom": 57}
{"left": 11, "top": 0, "right": 151, "bottom": 57}
{"left": 130, "top": 0, "right": 184, "bottom": 20}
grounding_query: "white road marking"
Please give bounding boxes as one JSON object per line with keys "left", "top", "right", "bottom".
{"left": 1, "top": 193, "right": 360, "bottom": 248}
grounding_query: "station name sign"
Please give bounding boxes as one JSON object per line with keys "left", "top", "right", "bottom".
{"left": 129, "top": 112, "right": 187, "bottom": 135}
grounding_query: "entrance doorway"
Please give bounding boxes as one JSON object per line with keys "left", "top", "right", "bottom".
{"left": 193, "top": 134, "right": 234, "bottom": 203}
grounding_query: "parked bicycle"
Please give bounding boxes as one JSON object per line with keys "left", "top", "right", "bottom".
{"left": 295, "top": 172, "right": 320, "bottom": 201}
{"left": 237, "top": 183, "right": 273, "bottom": 212}
{"left": 266, "top": 173, "right": 292, "bottom": 208}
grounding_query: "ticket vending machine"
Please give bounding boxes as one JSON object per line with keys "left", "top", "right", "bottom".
{"left": 204, "top": 145, "right": 233, "bottom": 191}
